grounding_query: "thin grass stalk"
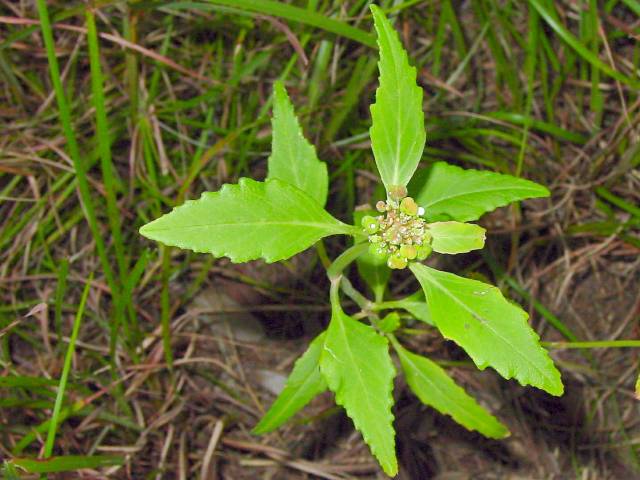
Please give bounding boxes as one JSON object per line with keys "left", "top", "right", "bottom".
{"left": 35, "top": 0, "right": 123, "bottom": 334}
{"left": 86, "top": 8, "right": 133, "bottom": 355}
{"left": 86, "top": 8, "right": 127, "bottom": 282}
{"left": 43, "top": 275, "right": 92, "bottom": 458}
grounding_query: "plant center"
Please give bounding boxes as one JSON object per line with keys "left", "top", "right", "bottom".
{"left": 362, "top": 195, "right": 433, "bottom": 269}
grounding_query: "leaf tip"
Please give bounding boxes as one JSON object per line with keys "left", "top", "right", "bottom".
{"left": 139, "top": 220, "right": 159, "bottom": 241}
{"left": 382, "top": 461, "right": 399, "bottom": 477}
{"left": 138, "top": 223, "right": 151, "bottom": 238}
{"left": 547, "top": 376, "right": 564, "bottom": 397}
{"left": 539, "top": 184, "right": 551, "bottom": 198}
{"left": 250, "top": 423, "right": 268, "bottom": 436}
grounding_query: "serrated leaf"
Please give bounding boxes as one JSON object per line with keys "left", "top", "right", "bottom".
{"left": 253, "top": 332, "right": 327, "bottom": 434}
{"left": 428, "top": 221, "right": 486, "bottom": 254}
{"left": 394, "top": 343, "right": 510, "bottom": 439}
{"left": 320, "top": 306, "right": 397, "bottom": 476}
{"left": 383, "top": 291, "right": 433, "bottom": 326}
{"left": 140, "top": 178, "right": 354, "bottom": 263}
{"left": 267, "top": 81, "right": 328, "bottom": 206}
{"left": 354, "top": 209, "right": 390, "bottom": 300}
{"left": 369, "top": 5, "right": 425, "bottom": 192}
{"left": 409, "top": 264, "right": 563, "bottom": 396}
{"left": 408, "top": 162, "right": 550, "bottom": 222}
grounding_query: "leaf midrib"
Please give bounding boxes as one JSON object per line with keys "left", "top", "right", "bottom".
{"left": 374, "top": 12, "right": 422, "bottom": 188}
{"left": 144, "top": 220, "right": 347, "bottom": 232}
{"left": 422, "top": 184, "right": 545, "bottom": 208}
{"left": 334, "top": 313, "right": 390, "bottom": 465}
{"left": 417, "top": 267, "right": 556, "bottom": 387}
{"left": 401, "top": 351, "right": 498, "bottom": 434}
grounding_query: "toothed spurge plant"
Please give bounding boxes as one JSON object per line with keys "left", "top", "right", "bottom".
{"left": 140, "top": 6, "right": 562, "bottom": 476}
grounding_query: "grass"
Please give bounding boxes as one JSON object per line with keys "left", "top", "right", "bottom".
{"left": 43, "top": 274, "right": 92, "bottom": 458}
{"left": 1, "top": 0, "right": 639, "bottom": 477}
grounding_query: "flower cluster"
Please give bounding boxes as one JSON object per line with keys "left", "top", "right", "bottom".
{"left": 362, "top": 191, "right": 432, "bottom": 269}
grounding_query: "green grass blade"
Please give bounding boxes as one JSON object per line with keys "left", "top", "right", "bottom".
{"left": 620, "top": 0, "right": 640, "bottom": 15}
{"left": 43, "top": 275, "right": 92, "bottom": 458}
{"left": 10, "top": 455, "right": 123, "bottom": 474}
{"left": 35, "top": 0, "right": 125, "bottom": 361}
{"left": 485, "top": 112, "right": 587, "bottom": 143}
{"left": 529, "top": 0, "right": 639, "bottom": 87}
{"left": 54, "top": 259, "right": 69, "bottom": 342}
{"left": 170, "top": 0, "right": 376, "bottom": 48}
{"left": 86, "top": 8, "right": 126, "bottom": 280}
{"left": 595, "top": 187, "right": 640, "bottom": 219}
{"left": 34, "top": 0, "right": 117, "bottom": 289}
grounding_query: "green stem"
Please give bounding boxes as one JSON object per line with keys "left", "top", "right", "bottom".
{"left": 329, "top": 277, "right": 341, "bottom": 312}
{"left": 386, "top": 332, "right": 401, "bottom": 350}
{"left": 340, "top": 276, "right": 371, "bottom": 311}
{"left": 326, "top": 242, "right": 368, "bottom": 280}
{"left": 315, "top": 240, "right": 331, "bottom": 270}
{"left": 543, "top": 340, "right": 640, "bottom": 349}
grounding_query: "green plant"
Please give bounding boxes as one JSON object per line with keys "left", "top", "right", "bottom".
{"left": 140, "top": 5, "right": 562, "bottom": 476}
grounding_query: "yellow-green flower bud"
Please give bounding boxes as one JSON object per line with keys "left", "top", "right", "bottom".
{"left": 361, "top": 215, "right": 379, "bottom": 234}
{"left": 399, "top": 197, "right": 418, "bottom": 216}
{"left": 388, "top": 185, "right": 408, "bottom": 201}
{"left": 375, "top": 200, "right": 387, "bottom": 212}
{"left": 387, "top": 253, "right": 408, "bottom": 269}
{"left": 415, "top": 244, "right": 432, "bottom": 260}
{"left": 368, "top": 243, "right": 387, "bottom": 258}
{"left": 399, "top": 244, "right": 417, "bottom": 260}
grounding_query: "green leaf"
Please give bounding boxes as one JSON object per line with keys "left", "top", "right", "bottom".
{"left": 354, "top": 209, "right": 389, "bottom": 300}
{"left": 140, "top": 178, "right": 354, "bottom": 263}
{"left": 381, "top": 291, "right": 433, "bottom": 326}
{"left": 253, "top": 332, "right": 327, "bottom": 434}
{"left": 267, "top": 81, "right": 328, "bottom": 206}
{"left": 378, "top": 312, "right": 401, "bottom": 333}
{"left": 409, "top": 162, "right": 550, "bottom": 222}
{"left": 320, "top": 306, "right": 397, "bottom": 476}
{"left": 394, "top": 343, "right": 510, "bottom": 439}
{"left": 369, "top": 5, "right": 425, "bottom": 192}
{"left": 428, "top": 221, "right": 486, "bottom": 254}
{"left": 409, "top": 264, "right": 563, "bottom": 396}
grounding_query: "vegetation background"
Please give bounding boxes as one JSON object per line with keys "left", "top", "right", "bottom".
{"left": 1, "top": 0, "right": 639, "bottom": 478}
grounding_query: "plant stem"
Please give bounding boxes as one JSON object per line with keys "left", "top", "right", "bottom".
{"left": 543, "top": 340, "right": 640, "bottom": 349}
{"left": 329, "top": 277, "right": 341, "bottom": 312}
{"left": 326, "top": 242, "right": 368, "bottom": 280}
{"left": 315, "top": 240, "right": 331, "bottom": 270}
{"left": 339, "top": 276, "right": 371, "bottom": 311}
